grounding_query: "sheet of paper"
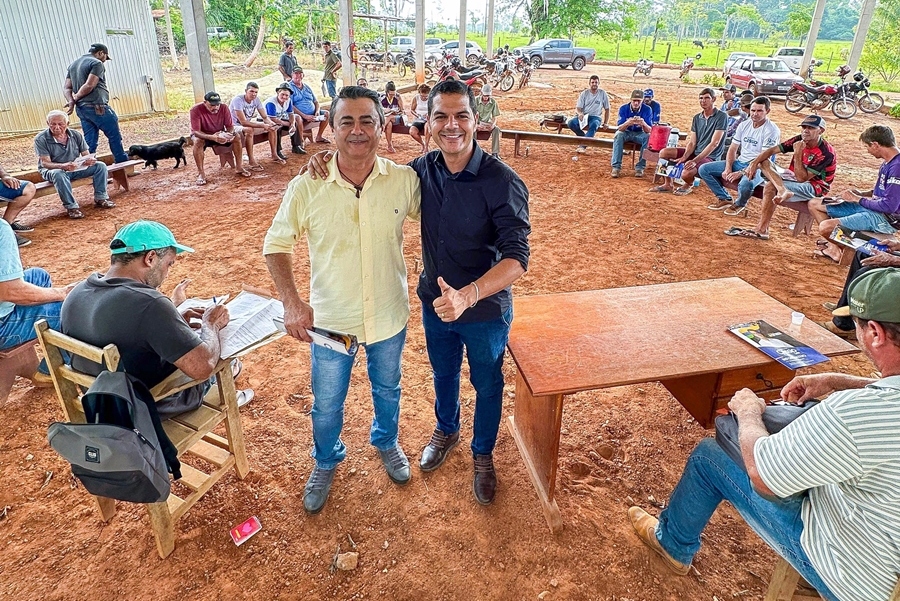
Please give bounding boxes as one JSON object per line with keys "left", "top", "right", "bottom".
{"left": 219, "top": 291, "right": 285, "bottom": 358}
{"left": 176, "top": 294, "right": 230, "bottom": 314}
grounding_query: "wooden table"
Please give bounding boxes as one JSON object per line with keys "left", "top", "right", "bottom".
{"left": 505, "top": 277, "right": 859, "bottom": 533}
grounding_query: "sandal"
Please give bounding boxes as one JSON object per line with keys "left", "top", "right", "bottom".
{"left": 94, "top": 198, "right": 116, "bottom": 209}
{"left": 248, "top": 164, "right": 265, "bottom": 172}
{"left": 237, "top": 389, "right": 255, "bottom": 408}
{"left": 231, "top": 358, "right": 243, "bottom": 381}
{"left": 273, "top": 157, "right": 286, "bottom": 165}
{"left": 315, "top": 137, "right": 331, "bottom": 144}
{"left": 813, "top": 249, "right": 841, "bottom": 263}
{"left": 196, "top": 177, "right": 208, "bottom": 186}
{"left": 815, "top": 239, "right": 829, "bottom": 249}
{"left": 673, "top": 187, "right": 694, "bottom": 196}
{"left": 724, "top": 226, "right": 747, "bottom": 236}
{"left": 648, "top": 186, "right": 672, "bottom": 193}
{"left": 237, "top": 169, "right": 252, "bottom": 178}
{"left": 66, "top": 207, "right": 84, "bottom": 219}
{"left": 734, "top": 229, "right": 769, "bottom": 240}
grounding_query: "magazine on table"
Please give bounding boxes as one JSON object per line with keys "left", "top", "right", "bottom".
{"left": 830, "top": 225, "right": 896, "bottom": 257}
{"left": 728, "top": 320, "right": 828, "bottom": 369}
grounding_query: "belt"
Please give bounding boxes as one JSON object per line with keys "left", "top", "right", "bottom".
{"left": 76, "top": 102, "right": 108, "bottom": 108}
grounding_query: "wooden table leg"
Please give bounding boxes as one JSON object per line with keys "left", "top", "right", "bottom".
{"left": 506, "top": 370, "right": 564, "bottom": 534}
{"left": 660, "top": 372, "right": 721, "bottom": 428}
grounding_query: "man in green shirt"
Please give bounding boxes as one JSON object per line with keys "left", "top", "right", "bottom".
{"left": 475, "top": 84, "right": 501, "bottom": 158}
{"left": 322, "top": 41, "right": 342, "bottom": 99}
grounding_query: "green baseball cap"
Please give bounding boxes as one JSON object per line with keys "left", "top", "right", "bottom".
{"left": 832, "top": 267, "right": 900, "bottom": 322}
{"left": 109, "top": 220, "right": 194, "bottom": 255}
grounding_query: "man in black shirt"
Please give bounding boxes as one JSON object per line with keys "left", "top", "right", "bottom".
{"left": 61, "top": 220, "right": 253, "bottom": 417}
{"left": 303, "top": 80, "right": 531, "bottom": 505}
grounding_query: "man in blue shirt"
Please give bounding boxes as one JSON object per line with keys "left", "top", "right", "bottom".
{"left": 287, "top": 67, "right": 330, "bottom": 154}
{"left": 0, "top": 220, "right": 71, "bottom": 352}
{"left": 612, "top": 90, "right": 653, "bottom": 178}
{"left": 643, "top": 89, "right": 661, "bottom": 125}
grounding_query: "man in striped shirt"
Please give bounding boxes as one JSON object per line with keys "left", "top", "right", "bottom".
{"left": 629, "top": 267, "right": 900, "bottom": 601}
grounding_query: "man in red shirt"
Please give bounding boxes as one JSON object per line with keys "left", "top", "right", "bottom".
{"left": 189, "top": 92, "right": 249, "bottom": 185}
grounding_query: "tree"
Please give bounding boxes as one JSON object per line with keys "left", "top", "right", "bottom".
{"left": 784, "top": 2, "right": 813, "bottom": 45}
{"left": 861, "top": 0, "right": 900, "bottom": 82}
{"left": 525, "top": 0, "right": 638, "bottom": 40}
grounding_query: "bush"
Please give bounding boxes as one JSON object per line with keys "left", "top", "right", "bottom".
{"left": 890, "top": 103, "right": 900, "bottom": 119}
{"left": 701, "top": 73, "right": 725, "bottom": 87}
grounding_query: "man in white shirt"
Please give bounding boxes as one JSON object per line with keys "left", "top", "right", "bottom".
{"left": 698, "top": 96, "right": 780, "bottom": 217}
{"left": 230, "top": 82, "right": 280, "bottom": 171}
{"left": 629, "top": 267, "right": 900, "bottom": 601}
{"left": 567, "top": 75, "right": 610, "bottom": 153}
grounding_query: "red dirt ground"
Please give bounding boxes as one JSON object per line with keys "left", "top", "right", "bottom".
{"left": 0, "top": 64, "right": 890, "bottom": 601}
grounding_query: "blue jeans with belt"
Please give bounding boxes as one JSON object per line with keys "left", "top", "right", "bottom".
{"left": 0, "top": 268, "right": 62, "bottom": 350}
{"left": 75, "top": 104, "right": 129, "bottom": 163}
{"left": 422, "top": 304, "right": 512, "bottom": 456}
{"left": 655, "top": 439, "right": 838, "bottom": 601}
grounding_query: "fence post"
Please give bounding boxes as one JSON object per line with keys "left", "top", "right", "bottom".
{"left": 664, "top": 43, "right": 672, "bottom": 65}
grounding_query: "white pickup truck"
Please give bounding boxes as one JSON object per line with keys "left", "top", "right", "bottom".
{"left": 772, "top": 47, "right": 815, "bottom": 74}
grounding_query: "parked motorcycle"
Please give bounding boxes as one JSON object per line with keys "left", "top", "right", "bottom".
{"left": 679, "top": 53, "right": 701, "bottom": 79}
{"left": 786, "top": 65, "right": 884, "bottom": 119}
{"left": 436, "top": 58, "right": 488, "bottom": 92}
{"left": 396, "top": 49, "right": 434, "bottom": 79}
{"left": 634, "top": 56, "right": 654, "bottom": 77}
{"left": 846, "top": 71, "right": 884, "bottom": 113}
{"left": 518, "top": 62, "right": 534, "bottom": 89}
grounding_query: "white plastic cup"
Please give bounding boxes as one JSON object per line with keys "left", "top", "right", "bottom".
{"left": 791, "top": 311, "right": 805, "bottom": 326}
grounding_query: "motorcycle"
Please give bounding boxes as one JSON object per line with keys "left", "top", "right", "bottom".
{"left": 845, "top": 71, "right": 884, "bottom": 114}
{"left": 518, "top": 61, "right": 534, "bottom": 89}
{"left": 634, "top": 56, "right": 654, "bottom": 77}
{"left": 395, "top": 49, "right": 433, "bottom": 79}
{"left": 436, "top": 59, "right": 488, "bottom": 92}
{"left": 785, "top": 66, "right": 884, "bottom": 119}
{"left": 679, "top": 53, "right": 701, "bottom": 80}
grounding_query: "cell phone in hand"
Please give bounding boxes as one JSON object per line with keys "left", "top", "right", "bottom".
{"left": 822, "top": 197, "right": 842, "bottom": 205}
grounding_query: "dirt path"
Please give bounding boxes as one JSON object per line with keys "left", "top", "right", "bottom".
{"left": 1, "top": 62, "right": 891, "bottom": 601}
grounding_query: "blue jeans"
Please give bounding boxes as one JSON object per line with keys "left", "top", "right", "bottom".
{"left": 310, "top": 327, "right": 406, "bottom": 470}
{"left": 656, "top": 439, "right": 838, "bottom": 601}
{"left": 698, "top": 159, "right": 761, "bottom": 206}
{"left": 43, "top": 163, "right": 109, "bottom": 209}
{"left": 75, "top": 104, "right": 129, "bottom": 164}
{"left": 567, "top": 115, "right": 601, "bottom": 138}
{"left": 0, "top": 268, "right": 61, "bottom": 350}
{"left": 612, "top": 130, "right": 649, "bottom": 170}
{"left": 422, "top": 304, "right": 512, "bottom": 456}
{"left": 826, "top": 202, "right": 897, "bottom": 234}
{"left": 324, "top": 79, "right": 337, "bottom": 98}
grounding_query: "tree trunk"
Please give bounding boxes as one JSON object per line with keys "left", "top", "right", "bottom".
{"left": 651, "top": 17, "right": 660, "bottom": 52}
{"left": 163, "top": 0, "right": 178, "bottom": 69}
{"left": 244, "top": 13, "right": 267, "bottom": 67}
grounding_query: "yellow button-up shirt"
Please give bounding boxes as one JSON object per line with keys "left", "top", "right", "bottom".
{"left": 263, "top": 154, "right": 421, "bottom": 344}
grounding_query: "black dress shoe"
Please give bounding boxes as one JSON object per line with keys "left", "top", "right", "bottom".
{"left": 276, "top": 150, "right": 288, "bottom": 161}
{"left": 292, "top": 145, "right": 307, "bottom": 155}
{"left": 419, "top": 428, "right": 460, "bottom": 472}
{"left": 473, "top": 454, "right": 496, "bottom": 505}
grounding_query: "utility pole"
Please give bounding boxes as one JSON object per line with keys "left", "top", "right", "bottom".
{"left": 848, "top": 0, "right": 877, "bottom": 72}
{"left": 338, "top": 0, "right": 355, "bottom": 87}
{"left": 486, "top": 0, "right": 495, "bottom": 56}
{"left": 459, "top": 0, "right": 467, "bottom": 62}
{"left": 415, "top": 0, "right": 425, "bottom": 83}
{"left": 799, "top": 0, "right": 826, "bottom": 77}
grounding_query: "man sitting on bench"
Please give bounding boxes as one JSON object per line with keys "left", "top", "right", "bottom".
{"left": 0, "top": 220, "right": 72, "bottom": 362}
{"left": 61, "top": 220, "right": 254, "bottom": 417}
{"left": 628, "top": 266, "right": 900, "bottom": 601}
{"left": 567, "top": 75, "right": 609, "bottom": 154}
{"left": 809, "top": 125, "right": 900, "bottom": 263}
{"left": 190, "top": 91, "right": 249, "bottom": 185}
{"left": 287, "top": 67, "right": 330, "bottom": 153}
{"left": 230, "top": 81, "right": 280, "bottom": 171}
{"left": 727, "top": 115, "right": 836, "bottom": 241}
{"left": 264, "top": 83, "right": 298, "bottom": 164}
{"left": 0, "top": 163, "right": 37, "bottom": 247}
{"left": 34, "top": 110, "right": 115, "bottom": 220}
{"left": 611, "top": 90, "right": 653, "bottom": 179}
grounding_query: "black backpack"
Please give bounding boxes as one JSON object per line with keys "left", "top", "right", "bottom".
{"left": 47, "top": 371, "right": 181, "bottom": 503}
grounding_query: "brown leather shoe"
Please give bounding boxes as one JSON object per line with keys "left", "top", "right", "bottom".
{"left": 418, "top": 429, "right": 459, "bottom": 472}
{"left": 628, "top": 507, "right": 691, "bottom": 575}
{"left": 473, "top": 454, "right": 497, "bottom": 505}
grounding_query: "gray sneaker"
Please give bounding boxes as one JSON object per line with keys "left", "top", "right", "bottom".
{"left": 611, "top": 168, "right": 620, "bottom": 178}
{"left": 378, "top": 444, "right": 411, "bottom": 485}
{"left": 303, "top": 465, "right": 336, "bottom": 514}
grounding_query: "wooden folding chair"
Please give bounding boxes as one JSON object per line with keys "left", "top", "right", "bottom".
{"left": 765, "top": 556, "right": 900, "bottom": 601}
{"left": 34, "top": 319, "right": 249, "bottom": 559}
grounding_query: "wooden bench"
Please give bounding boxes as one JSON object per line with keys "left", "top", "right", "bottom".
{"left": 0, "top": 341, "right": 40, "bottom": 404}
{"left": 13, "top": 156, "right": 143, "bottom": 200}
{"left": 35, "top": 320, "right": 249, "bottom": 559}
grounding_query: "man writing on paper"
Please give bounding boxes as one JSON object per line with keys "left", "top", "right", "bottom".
{"left": 263, "top": 86, "right": 421, "bottom": 515}
{"left": 62, "top": 220, "right": 254, "bottom": 418}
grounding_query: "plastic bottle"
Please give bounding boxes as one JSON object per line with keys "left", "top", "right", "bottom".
{"left": 667, "top": 128, "right": 680, "bottom": 148}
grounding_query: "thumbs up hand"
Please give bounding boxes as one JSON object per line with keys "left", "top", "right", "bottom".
{"left": 432, "top": 276, "right": 472, "bottom": 322}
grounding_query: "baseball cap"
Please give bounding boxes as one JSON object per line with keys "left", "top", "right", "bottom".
{"left": 630, "top": 89, "right": 644, "bottom": 99}
{"left": 800, "top": 115, "right": 825, "bottom": 129}
{"left": 203, "top": 91, "right": 222, "bottom": 105}
{"left": 832, "top": 267, "right": 900, "bottom": 322}
{"left": 292, "top": 66, "right": 304, "bottom": 74}
{"left": 90, "top": 43, "right": 111, "bottom": 59}
{"left": 739, "top": 92, "right": 754, "bottom": 106}
{"left": 481, "top": 84, "right": 493, "bottom": 96}
{"left": 643, "top": 88, "right": 654, "bottom": 98}
{"left": 109, "top": 221, "right": 194, "bottom": 255}
{"left": 275, "top": 82, "right": 292, "bottom": 92}
{"left": 720, "top": 83, "right": 737, "bottom": 93}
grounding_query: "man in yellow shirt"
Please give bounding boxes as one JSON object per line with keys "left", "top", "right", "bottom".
{"left": 263, "top": 86, "right": 421, "bottom": 515}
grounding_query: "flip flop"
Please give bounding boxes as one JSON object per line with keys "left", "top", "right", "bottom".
{"left": 815, "top": 239, "right": 829, "bottom": 249}
{"left": 315, "top": 137, "right": 331, "bottom": 143}
{"left": 231, "top": 358, "right": 243, "bottom": 381}
{"left": 813, "top": 249, "right": 841, "bottom": 263}
{"left": 735, "top": 229, "right": 769, "bottom": 240}
{"left": 248, "top": 164, "right": 265, "bottom": 172}
{"left": 196, "top": 177, "right": 207, "bottom": 186}
{"left": 673, "top": 187, "right": 694, "bottom": 196}
{"left": 237, "top": 389, "right": 255, "bottom": 408}
{"left": 648, "top": 186, "right": 672, "bottom": 193}
{"left": 273, "top": 157, "right": 286, "bottom": 165}
{"left": 237, "top": 169, "right": 252, "bottom": 178}
{"left": 724, "top": 226, "right": 747, "bottom": 236}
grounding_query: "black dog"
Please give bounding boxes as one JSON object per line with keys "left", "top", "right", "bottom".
{"left": 128, "top": 137, "right": 188, "bottom": 169}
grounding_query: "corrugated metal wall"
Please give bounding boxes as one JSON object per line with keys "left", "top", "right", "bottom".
{"left": 0, "top": 0, "right": 168, "bottom": 135}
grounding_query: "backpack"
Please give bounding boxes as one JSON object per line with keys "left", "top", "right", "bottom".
{"left": 47, "top": 371, "right": 181, "bottom": 503}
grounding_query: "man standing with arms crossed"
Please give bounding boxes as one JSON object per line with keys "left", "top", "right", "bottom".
{"left": 264, "top": 86, "right": 421, "bottom": 515}
{"left": 303, "top": 80, "right": 531, "bottom": 506}
{"left": 64, "top": 43, "right": 129, "bottom": 164}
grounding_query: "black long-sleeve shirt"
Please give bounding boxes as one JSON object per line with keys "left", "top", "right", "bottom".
{"left": 410, "top": 143, "right": 531, "bottom": 323}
